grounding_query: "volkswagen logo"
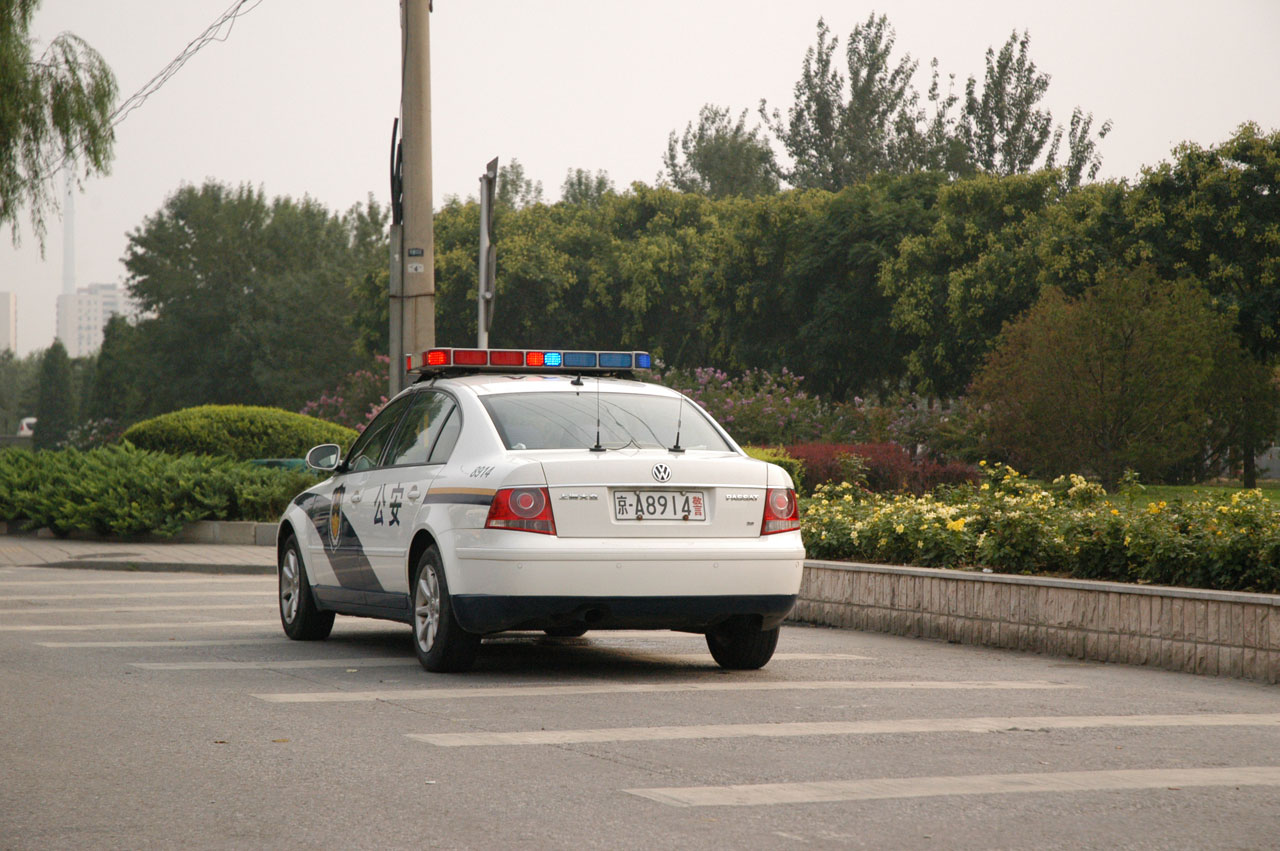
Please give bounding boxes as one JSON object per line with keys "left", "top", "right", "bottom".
{"left": 651, "top": 463, "right": 671, "bottom": 483}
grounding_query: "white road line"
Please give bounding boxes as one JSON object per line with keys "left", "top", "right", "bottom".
{"left": 1, "top": 591, "right": 272, "bottom": 602}
{"left": 411, "top": 712, "right": 1280, "bottom": 747}
{"left": 37, "top": 638, "right": 286, "bottom": 648}
{"left": 0, "top": 577, "right": 272, "bottom": 587}
{"left": 130, "top": 657, "right": 413, "bottom": 670}
{"left": 0, "top": 603, "right": 270, "bottom": 615}
{"left": 0, "top": 620, "right": 278, "bottom": 632}
{"left": 253, "top": 680, "right": 1079, "bottom": 704}
{"left": 626, "top": 766, "right": 1280, "bottom": 808}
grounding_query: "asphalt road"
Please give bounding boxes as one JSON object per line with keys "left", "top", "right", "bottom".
{"left": 2, "top": 564, "right": 1278, "bottom": 850}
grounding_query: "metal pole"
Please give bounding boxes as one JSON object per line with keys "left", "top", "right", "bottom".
{"left": 392, "top": 0, "right": 434, "bottom": 394}
{"left": 477, "top": 157, "right": 497, "bottom": 348}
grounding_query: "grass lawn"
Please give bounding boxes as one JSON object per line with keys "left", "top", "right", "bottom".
{"left": 1128, "top": 482, "right": 1280, "bottom": 504}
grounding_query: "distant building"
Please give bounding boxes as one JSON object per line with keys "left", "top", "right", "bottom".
{"left": 0, "top": 291, "right": 15, "bottom": 353}
{"left": 55, "top": 283, "right": 135, "bottom": 358}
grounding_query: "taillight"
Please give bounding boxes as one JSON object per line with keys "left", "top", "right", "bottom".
{"left": 761, "top": 487, "right": 799, "bottom": 535}
{"left": 485, "top": 487, "right": 556, "bottom": 535}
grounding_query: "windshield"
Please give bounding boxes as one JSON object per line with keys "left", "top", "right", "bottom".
{"left": 481, "top": 390, "right": 733, "bottom": 452}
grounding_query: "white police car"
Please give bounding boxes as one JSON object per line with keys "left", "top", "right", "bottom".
{"left": 276, "top": 347, "right": 805, "bottom": 672}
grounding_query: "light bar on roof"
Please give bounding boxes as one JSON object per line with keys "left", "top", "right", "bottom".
{"left": 406, "top": 348, "right": 652, "bottom": 375}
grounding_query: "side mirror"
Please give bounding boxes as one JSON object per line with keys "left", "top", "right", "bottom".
{"left": 305, "top": 443, "right": 342, "bottom": 472}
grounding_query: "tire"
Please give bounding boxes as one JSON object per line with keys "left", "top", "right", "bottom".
{"left": 279, "top": 534, "right": 335, "bottom": 641}
{"left": 543, "top": 625, "right": 589, "bottom": 638}
{"left": 705, "top": 616, "right": 779, "bottom": 670}
{"left": 411, "top": 545, "right": 480, "bottom": 672}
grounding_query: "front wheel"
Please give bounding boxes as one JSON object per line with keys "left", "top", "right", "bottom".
{"left": 705, "top": 617, "right": 779, "bottom": 670}
{"left": 279, "top": 535, "right": 334, "bottom": 641}
{"left": 412, "top": 546, "right": 480, "bottom": 672}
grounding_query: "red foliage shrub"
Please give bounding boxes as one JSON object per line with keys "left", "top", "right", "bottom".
{"left": 787, "top": 441, "right": 978, "bottom": 495}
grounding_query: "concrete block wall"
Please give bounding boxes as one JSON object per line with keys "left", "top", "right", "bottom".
{"left": 795, "top": 561, "right": 1280, "bottom": 684}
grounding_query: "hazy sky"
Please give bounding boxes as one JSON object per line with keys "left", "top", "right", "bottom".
{"left": 5, "top": 0, "right": 1279, "bottom": 355}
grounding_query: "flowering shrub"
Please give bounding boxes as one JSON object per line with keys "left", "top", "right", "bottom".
{"left": 800, "top": 462, "right": 1280, "bottom": 594}
{"left": 299, "top": 356, "right": 390, "bottom": 432}
{"left": 654, "top": 366, "right": 830, "bottom": 445}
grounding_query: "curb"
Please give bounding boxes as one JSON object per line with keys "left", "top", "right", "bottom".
{"left": 1, "top": 520, "right": 277, "bottom": 546}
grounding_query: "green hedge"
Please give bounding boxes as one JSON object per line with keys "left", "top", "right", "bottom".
{"left": 0, "top": 445, "right": 317, "bottom": 537}
{"left": 744, "top": 445, "right": 806, "bottom": 492}
{"left": 122, "top": 405, "right": 357, "bottom": 461}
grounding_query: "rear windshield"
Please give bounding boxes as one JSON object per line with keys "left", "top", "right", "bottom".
{"left": 481, "top": 391, "right": 733, "bottom": 452}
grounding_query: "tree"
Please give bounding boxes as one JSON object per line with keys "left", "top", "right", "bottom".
{"left": 560, "top": 168, "right": 614, "bottom": 206}
{"left": 121, "top": 182, "right": 384, "bottom": 416}
{"left": 972, "top": 268, "right": 1235, "bottom": 488}
{"left": 0, "top": 348, "right": 40, "bottom": 433}
{"left": 33, "top": 339, "right": 73, "bottom": 449}
{"left": 496, "top": 158, "right": 544, "bottom": 209}
{"left": 788, "top": 171, "right": 946, "bottom": 399}
{"left": 879, "top": 171, "right": 1062, "bottom": 397}
{"left": 762, "top": 15, "right": 936, "bottom": 190}
{"left": 1, "top": 0, "right": 117, "bottom": 246}
{"left": 662, "top": 104, "right": 779, "bottom": 198}
{"left": 957, "top": 31, "right": 1110, "bottom": 187}
{"left": 1130, "top": 123, "right": 1280, "bottom": 484}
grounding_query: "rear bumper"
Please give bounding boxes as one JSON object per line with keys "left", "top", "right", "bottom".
{"left": 452, "top": 593, "right": 797, "bottom": 634}
{"left": 446, "top": 531, "right": 804, "bottom": 633}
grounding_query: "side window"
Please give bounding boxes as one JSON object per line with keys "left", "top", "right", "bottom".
{"left": 385, "top": 391, "right": 457, "bottom": 467}
{"left": 427, "top": 406, "right": 461, "bottom": 464}
{"left": 345, "top": 395, "right": 411, "bottom": 472}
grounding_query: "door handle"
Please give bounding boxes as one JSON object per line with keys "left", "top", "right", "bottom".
{"left": 407, "top": 485, "right": 421, "bottom": 501}
{"left": 350, "top": 490, "right": 362, "bottom": 504}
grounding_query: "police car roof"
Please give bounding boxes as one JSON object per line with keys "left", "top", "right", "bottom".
{"left": 432, "top": 372, "right": 679, "bottom": 398}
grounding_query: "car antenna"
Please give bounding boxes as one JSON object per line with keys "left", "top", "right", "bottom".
{"left": 590, "top": 375, "right": 605, "bottom": 452}
{"left": 669, "top": 396, "right": 686, "bottom": 453}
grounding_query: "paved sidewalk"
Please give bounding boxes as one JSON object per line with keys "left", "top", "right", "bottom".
{"left": 0, "top": 537, "right": 275, "bottom": 574}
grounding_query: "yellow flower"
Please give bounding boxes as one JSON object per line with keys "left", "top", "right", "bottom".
{"left": 980, "top": 483, "right": 990, "bottom": 491}
{"left": 946, "top": 517, "right": 966, "bottom": 532}
{"left": 895, "top": 524, "right": 905, "bottom": 534}
{"left": 1110, "top": 509, "right": 1119, "bottom": 516}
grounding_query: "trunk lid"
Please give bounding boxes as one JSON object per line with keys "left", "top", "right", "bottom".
{"left": 522, "top": 449, "right": 771, "bottom": 539}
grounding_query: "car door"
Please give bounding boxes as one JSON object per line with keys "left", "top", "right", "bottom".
{"left": 312, "top": 394, "right": 413, "bottom": 607}
{"left": 355, "top": 389, "right": 461, "bottom": 597}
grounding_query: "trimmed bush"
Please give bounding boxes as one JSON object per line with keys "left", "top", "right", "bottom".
{"left": 122, "top": 405, "right": 357, "bottom": 461}
{"left": 0, "top": 445, "right": 317, "bottom": 536}
{"left": 786, "top": 442, "right": 977, "bottom": 494}
{"left": 743, "top": 446, "right": 806, "bottom": 491}
{"left": 800, "top": 463, "right": 1280, "bottom": 594}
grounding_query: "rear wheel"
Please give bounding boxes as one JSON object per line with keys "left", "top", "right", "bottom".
{"left": 412, "top": 545, "right": 480, "bottom": 672}
{"left": 278, "top": 535, "right": 334, "bottom": 641}
{"left": 705, "top": 617, "right": 778, "bottom": 670}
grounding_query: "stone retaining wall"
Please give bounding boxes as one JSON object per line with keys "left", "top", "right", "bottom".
{"left": 795, "top": 560, "right": 1279, "bottom": 684}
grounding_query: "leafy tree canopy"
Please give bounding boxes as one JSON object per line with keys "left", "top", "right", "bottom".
{"left": 662, "top": 104, "right": 779, "bottom": 198}
{"left": 761, "top": 15, "right": 1109, "bottom": 191}
{"left": 1, "top": 0, "right": 116, "bottom": 247}
{"left": 560, "top": 168, "right": 614, "bottom": 206}
{"left": 119, "top": 181, "right": 385, "bottom": 418}
{"left": 972, "top": 268, "right": 1244, "bottom": 489}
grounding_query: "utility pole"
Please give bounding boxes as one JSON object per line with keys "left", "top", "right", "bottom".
{"left": 477, "top": 157, "right": 498, "bottom": 348}
{"left": 390, "top": 0, "right": 434, "bottom": 395}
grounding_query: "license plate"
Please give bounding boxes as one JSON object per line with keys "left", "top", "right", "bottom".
{"left": 613, "top": 490, "right": 706, "bottom": 521}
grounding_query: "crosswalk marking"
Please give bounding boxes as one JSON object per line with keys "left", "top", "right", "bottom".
{"left": 626, "top": 766, "right": 1280, "bottom": 807}
{"left": 0, "top": 603, "right": 270, "bottom": 615}
{"left": 0, "top": 619, "right": 278, "bottom": 632}
{"left": 1, "top": 590, "right": 271, "bottom": 602}
{"left": 0, "top": 577, "right": 272, "bottom": 587}
{"left": 254, "top": 679, "right": 1078, "bottom": 704}
{"left": 37, "top": 638, "right": 286, "bottom": 648}
{"left": 410, "top": 712, "right": 1280, "bottom": 747}
{"left": 130, "top": 657, "right": 414, "bottom": 670}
